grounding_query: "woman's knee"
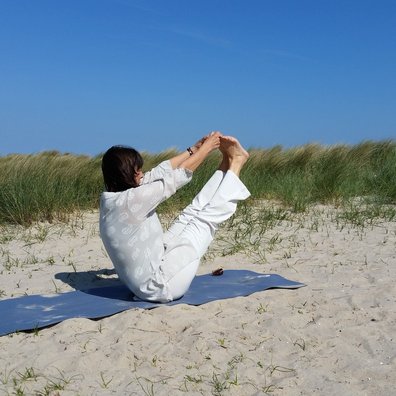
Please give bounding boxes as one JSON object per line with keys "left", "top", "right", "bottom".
{"left": 165, "top": 259, "right": 200, "bottom": 300}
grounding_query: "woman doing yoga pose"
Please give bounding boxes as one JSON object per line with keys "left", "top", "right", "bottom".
{"left": 100, "top": 132, "right": 250, "bottom": 302}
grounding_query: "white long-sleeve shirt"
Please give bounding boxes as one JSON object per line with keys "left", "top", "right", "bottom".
{"left": 99, "top": 160, "right": 193, "bottom": 300}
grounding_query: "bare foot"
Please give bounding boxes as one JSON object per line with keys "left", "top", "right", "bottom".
{"left": 220, "top": 136, "right": 249, "bottom": 176}
{"left": 218, "top": 154, "right": 229, "bottom": 172}
{"left": 220, "top": 136, "right": 249, "bottom": 159}
{"left": 218, "top": 138, "right": 229, "bottom": 172}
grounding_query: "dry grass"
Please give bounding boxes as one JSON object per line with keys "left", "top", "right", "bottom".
{"left": 0, "top": 140, "right": 395, "bottom": 225}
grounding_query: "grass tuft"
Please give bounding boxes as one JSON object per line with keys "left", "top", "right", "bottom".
{"left": 0, "top": 140, "right": 395, "bottom": 225}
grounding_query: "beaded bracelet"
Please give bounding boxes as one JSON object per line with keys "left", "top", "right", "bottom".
{"left": 187, "top": 147, "right": 194, "bottom": 156}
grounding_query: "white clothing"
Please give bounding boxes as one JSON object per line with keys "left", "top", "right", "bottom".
{"left": 100, "top": 160, "right": 250, "bottom": 302}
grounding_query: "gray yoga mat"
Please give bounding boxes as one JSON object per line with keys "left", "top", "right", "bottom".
{"left": 0, "top": 270, "right": 305, "bottom": 336}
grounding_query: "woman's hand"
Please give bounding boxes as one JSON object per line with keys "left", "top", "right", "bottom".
{"left": 178, "top": 131, "right": 222, "bottom": 172}
{"left": 199, "top": 131, "right": 222, "bottom": 153}
{"left": 171, "top": 131, "right": 221, "bottom": 170}
{"left": 192, "top": 131, "right": 222, "bottom": 153}
{"left": 192, "top": 136, "right": 207, "bottom": 152}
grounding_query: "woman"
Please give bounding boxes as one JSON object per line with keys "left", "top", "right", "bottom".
{"left": 100, "top": 132, "right": 250, "bottom": 302}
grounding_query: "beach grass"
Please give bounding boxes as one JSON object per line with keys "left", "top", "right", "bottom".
{"left": 0, "top": 151, "right": 103, "bottom": 225}
{"left": 0, "top": 140, "right": 395, "bottom": 225}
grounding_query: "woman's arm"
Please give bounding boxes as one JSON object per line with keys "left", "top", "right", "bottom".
{"left": 178, "top": 133, "right": 221, "bottom": 172}
{"left": 142, "top": 132, "right": 220, "bottom": 184}
{"left": 169, "top": 134, "right": 214, "bottom": 169}
{"left": 169, "top": 150, "right": 192, "bottom": 170}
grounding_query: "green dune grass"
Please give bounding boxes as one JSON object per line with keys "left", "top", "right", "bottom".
{"left": 0, "top": 140, "right": 395, "bottom": 225}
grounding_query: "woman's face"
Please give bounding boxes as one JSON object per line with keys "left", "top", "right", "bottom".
{"left": 135, "top": 168, "right": 144, "bottom": 185}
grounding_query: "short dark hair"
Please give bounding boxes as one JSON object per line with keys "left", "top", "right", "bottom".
{"left": 102, "top": 145, "right": 144, "bottom": 192}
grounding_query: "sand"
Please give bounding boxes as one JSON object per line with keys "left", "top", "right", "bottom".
{"left": 0, "top": 204, "right": 395, "bottom": 395}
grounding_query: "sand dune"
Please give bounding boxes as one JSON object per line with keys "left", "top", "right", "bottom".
{"left": 0, "top": 206, "right": 395, "bottom": 395}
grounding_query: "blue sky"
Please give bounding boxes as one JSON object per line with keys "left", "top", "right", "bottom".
{"left": 1, "top": 0, "right": 395, "bottom": 155}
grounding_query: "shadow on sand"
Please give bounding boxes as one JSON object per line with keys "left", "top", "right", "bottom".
{"left": 55, "top": 268, "right": 122, "bottom": 291}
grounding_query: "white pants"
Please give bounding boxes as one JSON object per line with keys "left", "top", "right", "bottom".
{"left": 160, "top": 170, "right": 250, "bottom": 300}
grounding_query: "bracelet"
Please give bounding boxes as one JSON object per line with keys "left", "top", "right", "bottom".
{"left": 187, "top": 147, "right": 194, "bottom": 156}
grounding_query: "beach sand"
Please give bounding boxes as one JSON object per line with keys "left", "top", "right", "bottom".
{"left": 0, "top": 204, "right": 395, "bottom": 395}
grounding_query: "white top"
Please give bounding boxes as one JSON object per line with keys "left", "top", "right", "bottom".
{"left": 99, "top": 160, "right": 193, "bottom": 300}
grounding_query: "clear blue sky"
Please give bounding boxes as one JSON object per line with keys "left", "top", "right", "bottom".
{"left": 1, "top": 0, "right": 395, "bottom": 155}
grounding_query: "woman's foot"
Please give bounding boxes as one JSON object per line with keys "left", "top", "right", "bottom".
{"left": 218, "top": 144, "right": 229, "bottom": 173}
{"left": 220, "top": 136, "right": 249, "bottom": 176}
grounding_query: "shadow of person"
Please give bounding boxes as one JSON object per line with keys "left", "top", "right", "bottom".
{"left": 55, "top": 268, "right": 122, "bottom": 291}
